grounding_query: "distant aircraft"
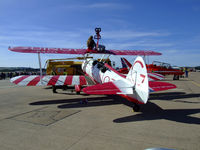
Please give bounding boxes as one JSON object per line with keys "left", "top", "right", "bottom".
{"left": 119, "top": 57, "right": 165, "bottom": 81}
{"left": 9, "top": 28, "right": 176, "bottom": 111}
{"left": 147, "top": 61, "right": 184, "bottom": 80}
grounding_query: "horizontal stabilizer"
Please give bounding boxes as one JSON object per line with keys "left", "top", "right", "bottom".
{"left": 149, "top": 81, "right": 176, "bottom": 92}
{"left": 82, "top": 82, "right": 121, "bottom": 95}
{"left": 10, "top": 75, "right": 88, "bottom": 86}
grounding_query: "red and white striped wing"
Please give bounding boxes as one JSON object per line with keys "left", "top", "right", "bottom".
{"left": 10, "top": 75, "right": 88, "bottom": 86}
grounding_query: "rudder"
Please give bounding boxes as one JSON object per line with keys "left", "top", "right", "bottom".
{"left": 126, "top": 56, "right": 149, "bottom": 104}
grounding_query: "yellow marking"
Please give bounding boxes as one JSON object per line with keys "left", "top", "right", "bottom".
{"left": 191, "top": 81, "right": 200, "bottom": 87}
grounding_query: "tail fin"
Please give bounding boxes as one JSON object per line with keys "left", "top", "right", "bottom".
{"left": 126, "top": 56, "right": 149, "bottom": 104}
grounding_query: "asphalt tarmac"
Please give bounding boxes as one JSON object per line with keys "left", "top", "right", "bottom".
{"left": 0, "top": 72, "right": 199, "bottom": 150}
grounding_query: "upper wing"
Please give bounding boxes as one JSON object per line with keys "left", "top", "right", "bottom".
{"left": 109, "top": 50, "right": 162, "bottom": 56}
{"left": 8, "top": 47, "right": 87, "bottom": 55}
{"left": 9, "top": 46, "right": 162, "bottom": 56}
{"left": 10, "top": 75, "right": 89, "bottom": 86}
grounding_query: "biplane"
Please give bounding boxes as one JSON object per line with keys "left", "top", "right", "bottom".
{"left": 9, "top": 28, "right": 176, "bottom": 111}
{"left": 119, "top": 55, "right": 184, "bottom": 80}
{"left": 147, "top": 61, "right": 184, "bottom": 80}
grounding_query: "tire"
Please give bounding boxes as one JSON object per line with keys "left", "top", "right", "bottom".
{"left": 132, "top": 104, "right": 140, "bottom": 112}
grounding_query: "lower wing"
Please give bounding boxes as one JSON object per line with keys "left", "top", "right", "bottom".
{"left": 10, "top": 75, "right": 88, "bottom": 86}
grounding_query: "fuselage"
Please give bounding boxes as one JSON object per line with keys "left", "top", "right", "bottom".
{"left": 82, "top": 58, "right": 126, "bottom": 84}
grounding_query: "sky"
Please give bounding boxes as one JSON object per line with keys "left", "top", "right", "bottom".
{"left": 0, "top": 0, "right": 200, "bottom": 68}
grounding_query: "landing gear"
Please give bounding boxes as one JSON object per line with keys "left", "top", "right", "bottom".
{"left": 76, "top": 91, "right": 80, "bottom": 94}
{"left": 132, "top": 104, "right": 140, "bottom": 112}
{"left": 52, "top": 86, "right": 57, "bottom": 93}
{"left": 173, "top": 75, "right": 179, "bottom": 80}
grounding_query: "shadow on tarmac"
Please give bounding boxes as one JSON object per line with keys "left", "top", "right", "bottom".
{"left": 30, "top": 92, "right": 200, "bottom": 125}
{"left": 113, "top": 101, "right": 200, "bottom": 125}
{"left": 150, "top": 92, "right": 200, "bottom": 103}
{"left": 30, "top": 95, "right": 122, "bottom": 108}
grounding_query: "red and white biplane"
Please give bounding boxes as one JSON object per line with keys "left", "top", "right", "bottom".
{"left": 9, "top": 28, "right": 176, "bottom": 111}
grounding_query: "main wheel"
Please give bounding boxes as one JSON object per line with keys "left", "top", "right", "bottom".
{"left": 132, "top": 104, "right": 140, "bottom": 112}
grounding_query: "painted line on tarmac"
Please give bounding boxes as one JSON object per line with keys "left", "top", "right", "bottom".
{"left": 191, "top": 81, "right": 200, "bottom": 87}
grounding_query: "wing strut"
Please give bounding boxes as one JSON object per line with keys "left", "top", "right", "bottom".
{"left": 38, "top": 53, "right": 43, "bottom": 84}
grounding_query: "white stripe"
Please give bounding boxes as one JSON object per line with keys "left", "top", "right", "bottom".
{"left": 18, "top": 75, "right": 38, "bottom": 86}
{"left": 151, "top": 73, "right": 164, "bottom": 79}
{"left": 149, "top": 74, "right": 160, "bottom": 80}
{"left": 56, "top": 75, "right": 67, "bottom": 85}
{"left": 148, "top": 73, "right": 163, "bottom": 80}
{"left": 37, "top": 75, "right": 52, "bottom": 86}
{"left": 10, "top": 75, "right": 23, "bottom": 83}
{"left": 148, "top": 76, "right": 154, "bottom": 81}
{"left": 153, "top": 73, "right": 164, "bottom": 78}
{"left": 71, "top": 76, "right": 80, "bottom": 85}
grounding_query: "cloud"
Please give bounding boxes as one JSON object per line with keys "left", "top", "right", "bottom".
{"left": 57, "top": 2, "right": 130, "bottom": 11}
{"left": 105, "top": 40, "right": 173, "bottom": 50}
{"left": 103, "top": 30, "right": 170, "bottom": 40}
{"left": 87, "top": 2, "right": 129, "bottom": 9}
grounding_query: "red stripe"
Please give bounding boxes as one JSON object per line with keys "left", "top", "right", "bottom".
{"left": 13, "top": 75, "right": 29, "bottom": 84}
{"left": 153, "top": 73, "right": 163, "bottom": 78}
{"left": 133, "top": 60, "right": 144, "bottom": 68}
{"left": 27, "top": 76, "right": 42, "bottom": 86}
{"left": 123, "top": 58, "right": 132, "bottom": 68}
{"left": 150, "top": 73, "right": 163, "bottom": 78}
{"left": 64, "top": 76, "right": 73, "bottom": 85}
{"left": 79, "top": 76, "right": 87, "bottom": 85}
{"left": 47, "top": 76, "right": 59, "bottom": 85}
